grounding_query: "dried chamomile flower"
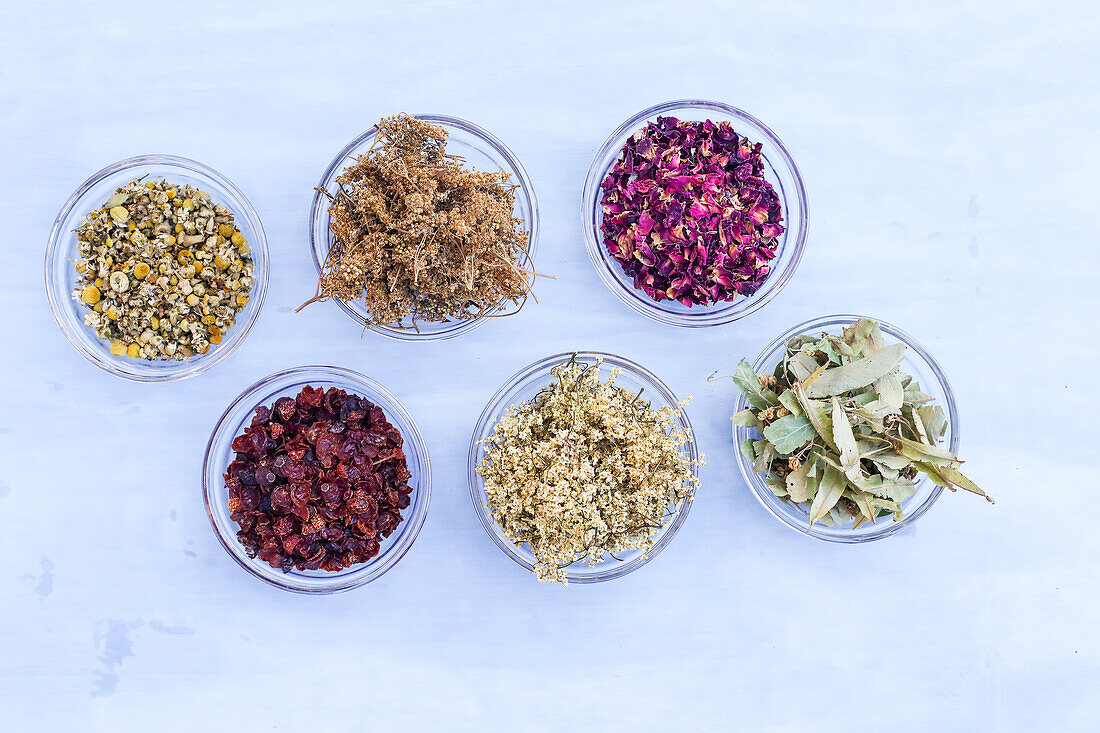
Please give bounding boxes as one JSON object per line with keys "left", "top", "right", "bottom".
{"left": 71, "top": 178, "right": 254, "bottom": 360}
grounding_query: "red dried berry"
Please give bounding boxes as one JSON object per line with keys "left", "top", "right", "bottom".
{"left": 223, "top": 385, "right": 412, "bottom": 573}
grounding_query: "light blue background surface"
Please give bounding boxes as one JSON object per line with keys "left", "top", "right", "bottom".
{"left": 2, "top": 1, "right": 1097, "bottom": 730}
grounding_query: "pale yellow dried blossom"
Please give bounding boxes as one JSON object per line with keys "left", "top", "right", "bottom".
{"left": 477, "top": 357, "right": 701, "bottom": 584}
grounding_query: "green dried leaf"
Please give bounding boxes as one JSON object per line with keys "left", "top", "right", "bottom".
{"left": 875, "top": 463, "right": 901, "bottom": 480}
{"left": 915, "top": 462, "right": 993, "bottom": 502}
{"left": 765, "top": 476, "right": 788, "bottom": 497}
{"left": 733, "top": 359, "right": 778, "bottom": 409}
{"left": 730, "top": 318, "right": 992, "bottom": 526}
{"left": 795, "top": 384, "right": 835, "bottom": 450}
{"left": 869, "top": 496, "right": 902, "bottom": 511}
{"left": 844, "top": 489, "right": 877, "bottom": 522}
{"left": 869, "top": 496, "right": 903, "bottom": 520}
{"left": 863, "top": 318, "right": 886, "bottom": 353}
{"left": 787, "top": 351, "right": 820, "bottom": 382}
{"left": 831, "top": 397, "right": 861, "bottom": 481}
{"left": 817, "top": 339, "right": 841, "bottom": 365}
{"left": 739, "top": 438, "right": 756, "bottom": 463}
{"left": 867, "top": 451, "right": 910, "bottom": 470}
{"left": 863, "top": 399, "right": 895, "bottom": 417}
{"left": 731, "top": 408, "right": 760, "bottom": 428}
{"left": 903, "top": 381, "right": 933, "bottom": 404}
{"left": 848, "top": 391, "right": 878, "bottom": 407}
{"left": 891, "top": 435, "right": 961, "bottom": 467}
{"left": 104, "top": 192, "right": 130, "bottom": 208}
{"left": 849, "top": 406, "right": 885, "bottom": 434}
{"left": 762, "top": 415, "right": 816, "bottom": 455}
{"left": 777, "top": 389, "right": 803, "bottom": 417}
{"left": 809, "top": 465, "right": 845, "bottom": 526}
{"left": 907, "top": 404, "right": 930, "bottom": 444}
{"left": 874, "top": 372, "right": 904, "bottom": 413}
{"left": 753, "top": 442, "right": 776, "bottom": 475}
{"left": 805, "top": 468, "right": 820, "bottom": 502}
{"left": 870, "top": 479, "right": 917, "bottom": 503}
{"left": 804, "top": 343, "right": 907, "bottom": 398}
{"left": 824, "top": 335, "right": 853, "bottom": 358}
{"left": 843, "top": 318, "right": 882, "bottom": 356}
{"left": 918, "top": 405, "right": 947, "bottom": 441}
{"left": 786, "top": 459, "right": 815, "bottom": 503}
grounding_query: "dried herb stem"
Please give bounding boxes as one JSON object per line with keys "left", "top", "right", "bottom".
{"left": 301, "top": 114, "right": 536, "bottom": 328}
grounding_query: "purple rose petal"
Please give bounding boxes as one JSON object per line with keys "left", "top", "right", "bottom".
{"left": 599, "top": 116, "right": 784, "bottom": 307}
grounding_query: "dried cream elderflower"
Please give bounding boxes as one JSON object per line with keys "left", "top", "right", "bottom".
{"left": 477, "top": 356, "right": 701, "bottom": 584}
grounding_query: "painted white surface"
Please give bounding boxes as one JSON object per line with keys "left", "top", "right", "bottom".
{"left": 1, "top": 1, "right": 1096, "bottom": 730}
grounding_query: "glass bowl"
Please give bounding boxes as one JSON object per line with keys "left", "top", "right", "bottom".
{"left": 582, "top": 100, "right": 807, "bottom": 328}
{"left": 308, "top": 114, "right": 539, "bottom": 342}
{"left": 468, "top": 351, "right": 699, "bottom": 583}
{"left": 202, "top": 366, "right": 432, "bottom": 593}
{"left": 733, "top": 315, "right": 959, "bottom": 542}
{"left": 45, "top": 155, "right": 269, "bottom": 382}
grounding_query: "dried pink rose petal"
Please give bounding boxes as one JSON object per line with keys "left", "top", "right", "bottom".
{"left": 599, "top": 116, "right": 784, "bottom": 307}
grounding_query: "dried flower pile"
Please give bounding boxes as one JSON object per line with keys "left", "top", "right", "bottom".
{"left": 733, "top": 318, "right": 991, "bottom": 528}
{"left": 74, "top": 178, "right": 254, "bottom": 359}
{"left": 301, "top": 114, "right": 534, "bottom": 328}
{"left": 477, "top": 356, "right": 700, "bottom": 584}
{"left": 225, "top": 386, "right": 412, "bottom": 572}
{"left": 599, "top": 117, "right": 783, "bottom": 307}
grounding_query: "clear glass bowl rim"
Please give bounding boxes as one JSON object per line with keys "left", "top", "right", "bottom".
{"left": 733, "top": 314, "right": 958, "bottom": 543}
{"left": 581, "top": 99, "right": 808, "bottom": 328}
{"left": 307, "top": 113, "right": 540, "bottom": 342}
{"left": 44, "top": 154, "right": 269, "bottom": 382}
{"left": 467, "top": 350, "right": 699, "bottom": 583}
{"left": 202, "top": 365, "right": 433, "bottom": 593}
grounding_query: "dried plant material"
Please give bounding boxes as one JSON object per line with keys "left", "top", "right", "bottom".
{"left": 225, "top": 386, "right": 412, "bottom": 573}
{"left": 301, "top": 114, "right": 534, "bottom": 328}
{"left": 732, "top": 318, "right": 992, "bottom": 529}
{"left": 73, "top": 178, "right": 254, "bottom": 360}
{"left": 600, "top": 117, "right": 783, "bottom": 307}
{"left": 476, "top": 356, "right": 701, "bottom": 584}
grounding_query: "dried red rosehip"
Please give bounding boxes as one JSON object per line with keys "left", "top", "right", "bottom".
{"left": 224, "top": 385, "right": 413, "bottom": 573}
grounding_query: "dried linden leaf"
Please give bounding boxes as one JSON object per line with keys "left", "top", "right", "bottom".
{"left": 918, "top": 405, "right": 948, "bottom": 441}
{"left": 785, "top": 459, "right": 815, "bottom": 503}
{"left": 805, "top": 343, "right": 907, "bottom": 398}
{"left": 874, "top": 372, "right": 904, "bottom": 413}
{"left": 777, "top": 389, "right": 803, "bottom": 417}
{"left": 739, "top": 438, "right": 756, "bottom": 463}
{"left": 762, "top": 415, "right": 815, "bottom": 455}
{"left": 788, "top": 351, "right": 820, "bottom": 382}
{"left": 845, "top": 489, "right": 877, "bottom": 522}
{"left": 916, "top": 461, "right": 994, "bottom": 503}
{"left": 831, "top": 397, "right": 861, "bottom": 481}
{"left": 733, "top": 359, "right": 778, "bottom": 410}
{"left": 731, "top": 319, "right": 992, "bottom": 526}
{"left": 809, "top": 465, "right": 846, "bottom": 527}
{"left": 732, "top": 408, "right": 760, "bottom": 428}
{"left": 890, "top": 435, "right": 961, "bottom": 466}
{"left": 795, "top": 384, "right": 835, "bottom": 450}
